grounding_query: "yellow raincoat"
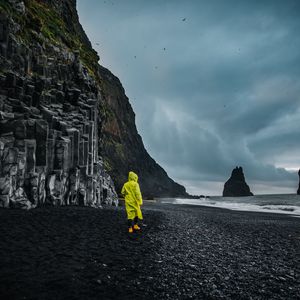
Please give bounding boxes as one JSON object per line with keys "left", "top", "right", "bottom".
{"left": 121, "top": 171, "right": 143, "bottom": 220}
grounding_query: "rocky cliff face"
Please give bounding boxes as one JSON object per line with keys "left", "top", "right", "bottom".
{"left": 98, "top": 65, "right": 187, "bottom": 197}
{"left": 223, "top": 166, "right": 253, "bottom": 197}
{"left": 0, "top": 0, "right": 187, "bottom": 209}
{"left": 0, "top": 0, "right": 118, "bottom": 209}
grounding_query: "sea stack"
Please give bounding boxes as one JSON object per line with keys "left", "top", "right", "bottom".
{"left": 297, "top": 169, "right": 300, "bottom": 195}
{"left": 223, "top": 166, "right": 253, "bottom": 197}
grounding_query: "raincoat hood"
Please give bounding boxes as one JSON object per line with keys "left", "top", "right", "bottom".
{"left": 128, "top": 171, "right": 138, "bottom": 182}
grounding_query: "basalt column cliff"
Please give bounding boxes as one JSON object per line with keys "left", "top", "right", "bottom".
{"left": 0, "top": 0, "right": 187, "bottom": 209}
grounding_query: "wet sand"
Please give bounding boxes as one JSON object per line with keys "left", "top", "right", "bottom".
{"left": 0, "top": 202, "right": 299, "bottom": 299}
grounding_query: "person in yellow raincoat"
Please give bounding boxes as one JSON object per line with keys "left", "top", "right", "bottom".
{"left": 121, "top": 171, "right": 143, "bottom": 233}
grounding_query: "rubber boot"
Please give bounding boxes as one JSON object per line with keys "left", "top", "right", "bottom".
{"left": 128, "top": 219, "right": 134, "bottom": 233}
{"left": 133, "top": 216, "right": 140, "bottom": 230}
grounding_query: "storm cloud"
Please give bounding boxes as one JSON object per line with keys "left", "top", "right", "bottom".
{"left": 78, "top": 0, "right": 300, "bottom": 195}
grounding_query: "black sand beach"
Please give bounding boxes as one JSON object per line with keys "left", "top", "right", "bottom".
{"left": 0, "top": 202, "right": 299, "bottom": 299}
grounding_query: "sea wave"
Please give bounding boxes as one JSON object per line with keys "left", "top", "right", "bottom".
{"left": 163, "top": 198, "right": 300, "bottom": 216}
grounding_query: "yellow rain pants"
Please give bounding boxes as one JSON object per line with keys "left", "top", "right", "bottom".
{"left": 121, "top": 171, "right": 143, "bottom": 220}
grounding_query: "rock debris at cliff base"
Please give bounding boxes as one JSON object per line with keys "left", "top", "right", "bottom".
{"left": 0, "top": 204, "right": 299, "bottom": 300}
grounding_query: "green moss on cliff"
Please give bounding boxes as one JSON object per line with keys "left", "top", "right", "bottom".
{"left": 0, "top": 1, "right": 13, "bottom": 14}
{"left": 0, "top": 0, "right": 99, "bottom": 79}
{"left": 100, "top": 103, "right": 115, "bottom": 121}
{"left": 25, "top": 0, "right": 63, "bottom": 43}
{"left": 114, "top": 142, "right": 125, "bottom": 159}
{"left": 103, "top": 158, "right": 112, "bottom": 172}
{"left": 0, "top": 0, "right": 24, "bottom": 26}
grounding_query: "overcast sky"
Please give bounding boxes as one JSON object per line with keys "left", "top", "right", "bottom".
{"left": 78, "top": 0, "right": 300, "bottom": 195}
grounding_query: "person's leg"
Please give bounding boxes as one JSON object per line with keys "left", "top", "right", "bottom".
{"left": 128, "top": 219, "right": 133, "bottom": 227}
{"left": 128, "top": 219, "right": 134, "bottom": 233}
{"left": 133, "top": 216, "right": 140, "bottom": 230}
{"left": 126, "top": 203, "right": 135, "bottom": 233}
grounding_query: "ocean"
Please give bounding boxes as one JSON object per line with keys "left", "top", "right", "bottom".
{"left": 159, "top": 194, "right": 300, "bottom": 216}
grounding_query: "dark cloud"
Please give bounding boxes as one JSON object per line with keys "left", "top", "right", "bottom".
{"left": 78, "top": 0, "right": 300, "bottom": 195}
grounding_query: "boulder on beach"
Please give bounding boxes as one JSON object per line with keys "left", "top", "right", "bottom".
{"left": 223, "top": 166, "right": 253, "bottom": 197}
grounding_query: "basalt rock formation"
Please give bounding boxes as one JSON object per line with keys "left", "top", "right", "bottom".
{"left": 297, "top": 169, "right": 300, "bottom": 195}
{"left": 0, "top": 0, "right": 187, "bottom": 209}
{"left": 0, "top": 0, "right": 119, "bottom": 209}
{"left": 223, "top": 166, "right": 253, "bottom": 197}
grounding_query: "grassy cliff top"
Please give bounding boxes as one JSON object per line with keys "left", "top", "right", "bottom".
{"left": 0, "top": 0, "right": 99, "bottom": 78}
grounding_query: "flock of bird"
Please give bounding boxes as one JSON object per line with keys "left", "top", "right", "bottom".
{"left": 92, "top": 13, "right": 187, "bottom": 70}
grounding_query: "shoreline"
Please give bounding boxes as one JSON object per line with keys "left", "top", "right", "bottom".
{"left": 145, "top": 202, "right": 300, "bottom": 223}
{"left": 153, "top": 195, "right": 300, "bottom": 217}
{"left": 0, "top": 203, "right": 299, "bottom": 299}
{"left": 158, "top": 202, "right": 300, "bottom": 218}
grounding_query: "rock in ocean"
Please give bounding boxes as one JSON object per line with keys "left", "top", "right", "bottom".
{"left": 223, "top": 167, "right": 253, "bottom": 197}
